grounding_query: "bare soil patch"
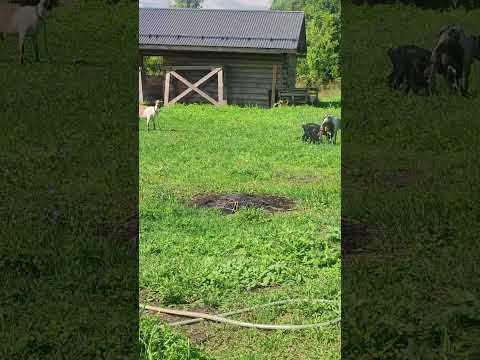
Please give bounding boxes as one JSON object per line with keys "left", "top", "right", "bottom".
{"left": 342, "top": 218, "right": 382, "bottom": 255}
{"left": 191, "top": 193, "right": 295, "bottom": 214}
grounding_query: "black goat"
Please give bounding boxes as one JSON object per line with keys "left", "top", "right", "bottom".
{"left": 302, "top": 123, "right": 322, "bottom": 144}
{"left": 387, "top": 45, "right": 432, "bottom": 95}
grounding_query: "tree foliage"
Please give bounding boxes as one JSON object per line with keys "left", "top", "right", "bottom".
{"left": 170, "top": 0, "right": 203, "bottom": 8}
{"left": 271, "top": 0, "right": 341, "bottom": 85}
{"left": 348, "top": 0, "right": 478, "bottom": 10}
{"left": 270, "top": 0, "right": 306, "bottom": 11}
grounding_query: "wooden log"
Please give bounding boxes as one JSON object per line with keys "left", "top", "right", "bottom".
{"left": 138, "top": 66, "right": 143, "bottom": 104}
{"left": 218, "top": 68, "right": 224, "bottom": 105}
{"left": 271, "top": 64, "right": 278, "bottom": 107}
{"left": 164, "top": 71, "right": 171, "bottom": 106}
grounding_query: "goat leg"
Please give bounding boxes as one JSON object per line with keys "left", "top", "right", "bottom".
{"left": 40, "top": 20, "right": 51, "bottom": 61}
{"left": 462, "top": 67, "right": 470, "bottom": 96}
{"left": 428, "top": 61, "right": 437, "bottom": 95}
{"left": 18, "top": 34, "right": 25, "bottom": 64}
{"left": 34, "top": 35, "right": 40, "bottom": 62}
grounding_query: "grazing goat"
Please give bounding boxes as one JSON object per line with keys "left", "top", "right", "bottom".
{"left": 387, "top": 45, "right": 432, "bottom": 95}
{"left": 273, "top": 99, "right": 289, "bottom": 107}
{"left": 142, "top": 100, "right": 161, "bottom": 131}
{"left": 302, "top": 123, "right": 322, "bottom": 143}
{"left": 321, "top": 115, "right": 341, "bottom": 144}
{"left": 429, "top": 25, "right": 479, "bottom": 95}
{"left": 0, "top": 0, "right": 49, "bottom": 64}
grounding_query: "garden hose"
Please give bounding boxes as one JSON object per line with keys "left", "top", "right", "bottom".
{"left": 140, "top": 298, "right": 340, "bottom": 330}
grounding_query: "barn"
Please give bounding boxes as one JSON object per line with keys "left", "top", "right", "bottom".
{"left": 139, "top": 8, "right": 308, "bottom": 108}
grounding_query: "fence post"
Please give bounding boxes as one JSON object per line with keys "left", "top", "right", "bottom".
{"left": 139, "top": 66, "right": 143, "bottom": 104}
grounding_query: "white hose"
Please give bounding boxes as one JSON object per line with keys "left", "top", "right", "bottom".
{"left": 140, "top": 298, "right": 340, "bottom": 330}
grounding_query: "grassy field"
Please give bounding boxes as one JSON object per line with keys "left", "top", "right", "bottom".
{"left": 0, "top": 2, "right": 138, "bottom": 358}
{"left": 343, "top": 4, "right": 480, "bottom": 359}
{"left": 139, "top": 100, "right": 341, "bottom": 359}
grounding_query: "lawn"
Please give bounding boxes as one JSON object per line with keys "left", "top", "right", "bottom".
{"left": 342, "top": 4, "right": 480, "bottom": 359}
{"left": 139, "top": 101, "right": 341, "bottom": 359}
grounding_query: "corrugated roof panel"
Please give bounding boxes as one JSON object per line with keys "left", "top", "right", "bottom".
{"left": 139, "top": 8, "right": 305, "bottom": 52}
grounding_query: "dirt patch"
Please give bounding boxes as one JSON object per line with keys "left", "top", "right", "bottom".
{"left": 342, "top": 218, "right": 382, "bottom": 255}
{"left": 191, "top": 193, "right": 295, "bottom": 214}
{"left": 95, "top": 210, "right": 138, "bottom": 247}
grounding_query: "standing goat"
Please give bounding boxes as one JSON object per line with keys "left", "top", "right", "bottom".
{"left": 321, "top": 115, "right": 341, "bottom": 144}
{"left": 142, "top": 100, "right": 161, "bottom": 131}
{"left": 0, "top": 0, "right": 49, "bottom": 64}
{"left": 429, "top": 25, "right": 480, "bottom": 96}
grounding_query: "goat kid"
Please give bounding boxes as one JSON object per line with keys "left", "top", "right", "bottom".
{"left": 302, "top": 123, "right": 322, "bottom": 143}
{"left": 387, "top": 45, "right": 432, "bottom": 95}
{"left": 143, "top": 100, "right": 161, "bottom": 131}
{"left": 0, "top": 0, "right": 49, "bottom": 64}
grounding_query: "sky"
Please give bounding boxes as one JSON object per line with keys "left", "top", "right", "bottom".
{"left": 139, "top": 0, "right": 272, "bottom": 10}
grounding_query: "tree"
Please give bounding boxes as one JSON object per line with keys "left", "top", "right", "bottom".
{"left": 270, "top": 0, "right": 306, "bottom": 11}
{"left": 298, "top": 0, "right": 341, "bottom": 85}
{"left": 171, "top": 0, "right": 203, "bottom": 8}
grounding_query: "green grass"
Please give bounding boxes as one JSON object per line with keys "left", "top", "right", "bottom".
{"left": 139, "top": 103, "right": 341, "bottom": 359}
{"left": 0, "top": 1, "right": 138, "bottom": 358}
{"left": 343, "top": 4, "right": 480, "bottom": 359}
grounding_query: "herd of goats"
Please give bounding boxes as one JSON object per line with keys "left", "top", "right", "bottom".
{"left": 142, "top": 99, "right": 341, "bottom": 145}
{"left": 387, "top": 24, "right": 479, "bottom": 96}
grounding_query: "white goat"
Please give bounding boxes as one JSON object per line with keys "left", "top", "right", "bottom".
{"left": 142, "top": 100, "right": 161, "bottom": 131}
{"left": 0, "top": 0, "right": 49, "bottom": 64}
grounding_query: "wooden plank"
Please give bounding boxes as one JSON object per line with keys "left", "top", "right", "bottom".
{"left": 169, "top": 69, "right": 220, "bottom": 106}
{"left": 218, "top": 68, "right": 224, "bottom": 105}
{"left": 164, "top": 71, "right": 171, "bottom": 106}
{"left": 160, "top": 65, "right": 221, "bottom": 71}
{"left": 271, "top": 64, "right": 277, "bottom": 107}
{"left": 138, "top": 66, "right": 143, "bottom": 104}
{"left": 223, "top": 65, "right": 229, "bottom": 105}
{"left": 162, "top": 62, "right": 283, "bottom": 69}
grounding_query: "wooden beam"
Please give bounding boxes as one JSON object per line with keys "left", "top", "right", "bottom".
{"left": 161, "top": 65, "right": 221, "bottom": 71}
{"left": 164, "top": 71, "right": 171, "bottom": 106}
{"left": 139, "top": 66, "right": 143, "bottom": 104}
{"left": 271, "top": 64, "right": 278, "bottom": 107}
{"left": 139, "top": 45, "right": 298, "bottom": 55}
{"left": 168, "top": 68, "right": 221, "bottom": 106}
{"left": 218, "top": 68, "right": 224, "bottom": 105}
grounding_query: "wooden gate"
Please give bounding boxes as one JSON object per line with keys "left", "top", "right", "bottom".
{"left": 163, "top": 66, "right": 226, "bottom": 106}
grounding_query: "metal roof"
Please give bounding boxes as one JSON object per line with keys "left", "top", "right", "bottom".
{"left": 139, "top": 8, "right": 306, "bottom": 54}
